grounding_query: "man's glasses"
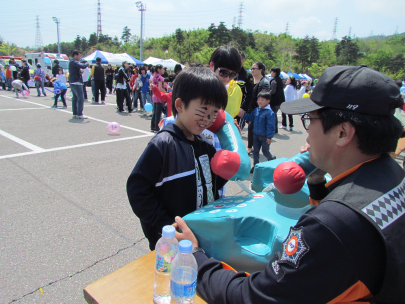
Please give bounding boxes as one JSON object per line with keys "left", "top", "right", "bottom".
{"left": 218, "top": 67, "right": 238, "bottom": 79}
{"left": 301, "top": 113, "right": 321, "bottom": 130}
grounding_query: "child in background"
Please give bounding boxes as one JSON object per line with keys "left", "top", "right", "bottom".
{"left": 12, "top": 78, "right": 29, "bottom": 97}
{"left": 51, "top": 78, "right": 68, "bottom": 108}
{"left": 127, "top": 67, "right": 229, "bottom": 250}
{"left": 242, "top": 90, "right": 276, "bottom": 173}
{"left": 5, "top": 65, "right": 12, "bottom": 91}
{"left": 56, "top": 68, "right": 67, "bottom": 101}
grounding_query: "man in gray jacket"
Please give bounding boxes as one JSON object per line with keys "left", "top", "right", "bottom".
{"left": 69, "top": 50, "right": 89, "bottom": 119}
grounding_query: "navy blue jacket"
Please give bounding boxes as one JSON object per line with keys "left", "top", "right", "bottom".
{"left": 68, "top": 59, "right": 89, "bottom": 83}
{"left": 243, "top": 105, "right": 275, "bottom": 138}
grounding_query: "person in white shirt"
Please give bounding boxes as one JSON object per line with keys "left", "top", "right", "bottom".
{"left": 282, "top": 76, "right": 298, "bottom": 131}
{"left": 81, "top": 63, "right": 91, "bottom": 101}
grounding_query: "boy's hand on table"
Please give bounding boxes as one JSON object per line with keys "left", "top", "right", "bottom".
{"left": 173, "top": 216, "right": 199, "bottom": 248}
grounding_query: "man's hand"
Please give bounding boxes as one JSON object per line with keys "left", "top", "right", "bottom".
{"left": 267, "top": 138, "right": 272, "bottom": 144}
{"left": 237, "top": 108, "right": 245, "bottom": 117}
{"left": 172, "top": 216, "right": 199, "bottom": 248}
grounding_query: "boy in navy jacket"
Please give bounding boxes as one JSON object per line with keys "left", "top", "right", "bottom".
{"left": 243, "top": 90, "right": 276, "bottom": 173}
{"left": 127, "top": 68, "right": 229, "bottom": 250}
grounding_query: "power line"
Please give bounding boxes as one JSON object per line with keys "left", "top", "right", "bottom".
{"left": 97, "top": 0, "right": 102, "bottom": 37}
{"left": 331, "top": 17, "right": 338, "bottom": 40}
{"left": 35, "top": 16, "right": 44, "bottom": 49}
{"left": 237, "top": 2, "right": 244, "bottom": 28}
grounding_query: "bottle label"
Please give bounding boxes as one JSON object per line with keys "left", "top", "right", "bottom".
{"left": 156, "top": 253, "right": 176, "bottom": 273}
{"left": 170, "top": 278, "right": 197, "bottom": 298}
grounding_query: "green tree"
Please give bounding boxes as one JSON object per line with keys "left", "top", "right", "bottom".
{"left": 89, "top": 33, "right": 98, "bottom": 46}
{"left": 81, "top": 37, "right": 88, "bottom": 51}
{"left": 294, "top": 36, "right": 311, "bottom": 71}
{"left": 174, "top": 28, "right": 185, "bottom": 62}
{"left": 216, "top": 22, "right": 231, "bottom": 46}
{"left": 335, "top": 36, "right": 361, "bottom": 65}
{"left": 208, "top": 23, "right": 217, "bottom": 47}
{"left": 74, "top": 35, "right": 81, "bottom": 50}
{"left": 309, "top": 36, "right": 320, "bottom": 65}
{"left": 113, "top": 36, "right": 120, "bottom": 47}
{"left": 98, "top": 34, "right": 112, "bottom": 44}
{"left": 388, "top": 54, "right": 405, "bottom": 74}
{"left": 0, "top": 42, "right": 17, "bottom": 56}
{"left": 367, "top": 49, "right": 392, "bottom": 71}
{"left": 121, "top": 26, "right": 131, "bottom": 43}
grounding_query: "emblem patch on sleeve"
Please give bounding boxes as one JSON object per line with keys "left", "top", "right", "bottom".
{"left": 279, "top": 226, "right": 309, "bottom": 268}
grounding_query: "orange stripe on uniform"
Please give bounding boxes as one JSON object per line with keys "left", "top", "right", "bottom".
{"left": 327, "top": 280, "right": 372, "bottom": 304}
{"left": 221, "top": 262, "right": 250, "bottom": 276}
{"left": 326, "top": 157, "right": 380, "bottom": 188}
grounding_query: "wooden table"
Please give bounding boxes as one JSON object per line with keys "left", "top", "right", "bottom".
{"left": 84, "top": 251, "right": 207, "bottom": 304}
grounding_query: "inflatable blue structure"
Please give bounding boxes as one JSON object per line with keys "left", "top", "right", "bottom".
{"left": 183, "top": 152, "right": 325, "bottom": 273}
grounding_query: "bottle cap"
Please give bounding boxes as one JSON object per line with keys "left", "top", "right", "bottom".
{"left": 179, "top": 240, "right": 192, "bottom": 254}
{"left": 162, "top": 225, "right": 175, "bottom": 239}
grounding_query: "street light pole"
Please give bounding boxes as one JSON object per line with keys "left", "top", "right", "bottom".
{"left": 52, "top": 17, "right": 61, "bottom": 55}
{"left": 135, "top": 1, "right": 146, "bottom": 61}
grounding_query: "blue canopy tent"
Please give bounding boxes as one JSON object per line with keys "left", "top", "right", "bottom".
{"left": 287, "top": 72, "right": 306, "bottom": 80}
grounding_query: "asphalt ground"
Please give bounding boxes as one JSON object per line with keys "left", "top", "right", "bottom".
{"left": 0, "top": 87, "right": 309, "bottom": 303}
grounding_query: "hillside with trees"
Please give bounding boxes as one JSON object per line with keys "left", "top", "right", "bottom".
{"left": 1, "top": 23, "right": 404, "bottom": 79}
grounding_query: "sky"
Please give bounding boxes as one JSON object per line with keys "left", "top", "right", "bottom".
{"left": 2, "top": 0, "right": 404, "bottom": 49}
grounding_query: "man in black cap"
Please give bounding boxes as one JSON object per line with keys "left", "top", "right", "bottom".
{"left": 173, "top": 65, "right": 405, "bottom": 303}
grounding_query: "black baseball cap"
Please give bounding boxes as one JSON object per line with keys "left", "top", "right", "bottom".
{"left": 280, "top": 65, "right": 404, "bottom": 116}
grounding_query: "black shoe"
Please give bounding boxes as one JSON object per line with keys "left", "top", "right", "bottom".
{"left": 44, "top": 93, "right": 47, "bottom": 96}
{"left": 250, "top": 167, "right": 254, "bottom": 173}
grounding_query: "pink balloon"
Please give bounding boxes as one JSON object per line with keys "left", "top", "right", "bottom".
{"left": 107, "top": 122, "right": 120, "bottom": 133}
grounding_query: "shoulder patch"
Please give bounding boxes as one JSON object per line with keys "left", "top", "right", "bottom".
{"left": 279, "top": 226, "right": 309, "bottom": 268}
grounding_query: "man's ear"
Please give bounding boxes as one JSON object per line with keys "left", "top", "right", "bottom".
{"left": 336, "top": 122, "right": 356, "bottom": 147}
{"left": 209, "top": 61, "right": 214, "bottom": 71}
{"left": 174, "top": 98, "right": 184, "bottom": 113}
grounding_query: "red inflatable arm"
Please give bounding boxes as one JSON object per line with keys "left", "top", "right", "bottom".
{"left": 211, "top": 150, "right": 241, "bottom": 180}
{"left": 273, "top": 161, "right": 306, "bottom": 194}
{"left": 207, "top": 110, "right": 226, "bottom": 133}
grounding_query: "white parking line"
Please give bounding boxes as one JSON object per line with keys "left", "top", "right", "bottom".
{"left": 0, "top": 94, "right": 151, "bottom": 135}
{"left": 0, "top": 107, "right": 49, "bottom": 111}
{"left": 0, "top": 128, "right": 45, "bottom": 152}
{"left": 0, "top": 134, "right": 153, "bottom": 160}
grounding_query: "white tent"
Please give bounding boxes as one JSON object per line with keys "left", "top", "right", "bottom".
{"left": 82, "top": 50, "right": 144, "bottom": 66}
{"left": 143, "top": 56, "right": 186, "bottom": 69}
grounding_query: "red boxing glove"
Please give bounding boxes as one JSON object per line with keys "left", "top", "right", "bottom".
{"left": 273, "top": 161, "right": 306, "bottom": 194}
{"left": 211, "top": 150, "right": 241, "bottom": 180}
{"left": 207, "top": 109, "right": 226, "bottom": 133}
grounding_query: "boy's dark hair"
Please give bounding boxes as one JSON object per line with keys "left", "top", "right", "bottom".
{"left": 172, "top": 67, "right": 228, "bottom": 116}
{"left": 72, "top": 50, "right": 81, "bottom": 57}
{"left": 209, "top": 45, "right": 241, "bottom": 73}
{"left": 96, "top": 57, "right": 101, "bottom": 63}
{"left": 155, "top": 64, "right": 163, "bottom": 70}
{"left": 271, "top": 67, "right": 281, "bottom": 77}
{"left": 239, "top": 51, "right": 245, "bottom": 59}
{"left": 257, "top": 90, "right": 271, "bottom": 101}
{"left": 139, "top": 66, "right": 146, "bottom": 73}
{"left": 318, "top": 108, "right": 403, "bottom": 155}
{"left": 150, "top": 66, "right": 156, "bottom": 74}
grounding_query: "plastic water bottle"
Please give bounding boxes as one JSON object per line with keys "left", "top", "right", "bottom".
{"left": 153, "top": 226, "right": 179, "bottom": 304}
{"left": 170, "top": 240, "right": 198, "bottom": 304}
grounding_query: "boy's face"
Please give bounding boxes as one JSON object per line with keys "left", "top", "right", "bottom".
{"left": 257, "top": 96, "right": 270, "bottom": 109}
{"left": 175, "top": 98, "right": 220, "bottom": 140}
